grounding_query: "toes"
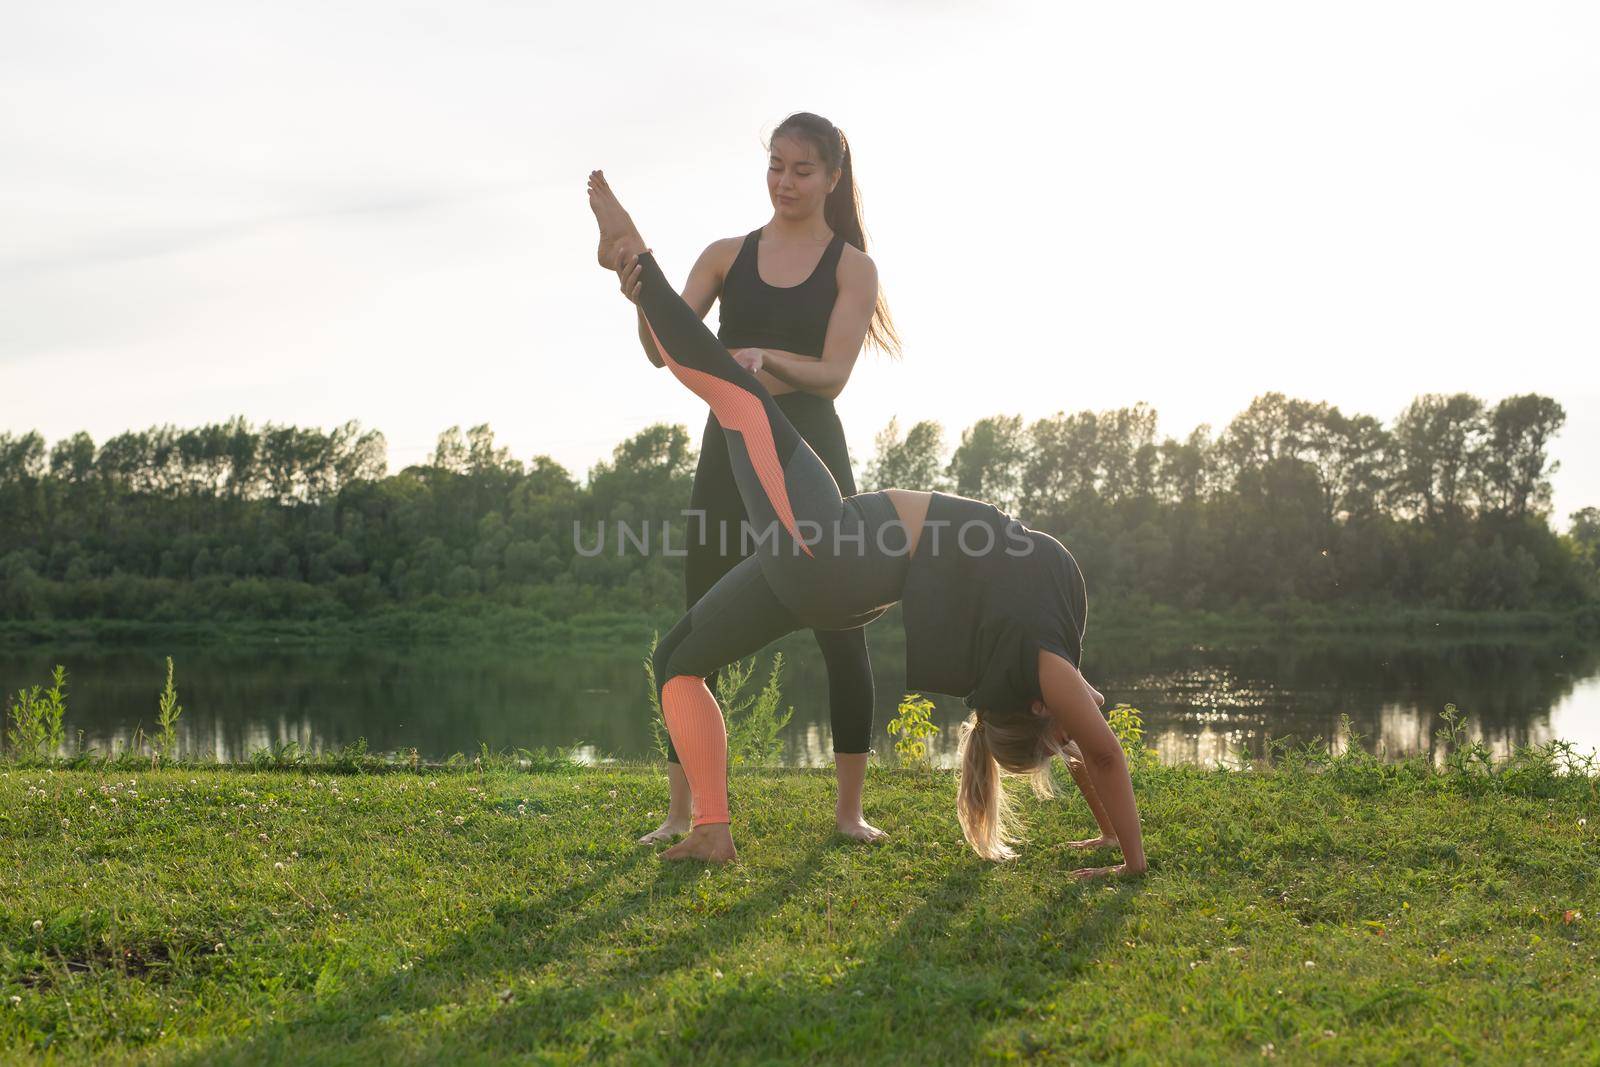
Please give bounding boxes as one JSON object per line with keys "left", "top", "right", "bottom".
{"left": 660, "top": 837, "right": 696, "bottom": 860}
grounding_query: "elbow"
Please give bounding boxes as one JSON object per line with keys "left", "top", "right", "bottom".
{"left": 1086, "top": 743, "right": 1126, "bottom": 773}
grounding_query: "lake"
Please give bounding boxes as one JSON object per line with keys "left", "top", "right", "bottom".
{"left": 4, "top": 626, "right": 1597, "bottom": 771}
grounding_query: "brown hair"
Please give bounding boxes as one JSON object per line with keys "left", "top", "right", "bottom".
{"left": 955, "top": 710, "right": 1065, "bottom": 861}
{"left": 766, "top": 111, "right": 903, "bottom": 360}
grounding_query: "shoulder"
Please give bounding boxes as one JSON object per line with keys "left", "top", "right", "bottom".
{"left": 835, "top": 242, "right": 878, "bottom": 291}
{"left": 690, "top": 235, "right": 748, "bottom": 284}
{"left": 705, "top": 235, "right": 747, "bottom": 268}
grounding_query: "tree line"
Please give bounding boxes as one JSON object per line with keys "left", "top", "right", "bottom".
{"left": 1, "top": 393, "right": 1595, "bottom": 625}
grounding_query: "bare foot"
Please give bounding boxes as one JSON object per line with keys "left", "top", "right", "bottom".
{"left": 660, "top": 823, "right": 737, "bottom": 864}
{"left": 637, "top": 815, "right": 691, "bottom": 845}
{"left": 1067, "top": 834, "right": 1117, "bottom": 850}
{"left": 586, "top": 170, "right": 648, "bottom": 271}
{"left": 836, "top": 815, "right": 888, "bottom": 843}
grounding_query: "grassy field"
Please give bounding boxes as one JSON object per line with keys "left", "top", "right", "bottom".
{"left": 3, "top": 735, "right": 1597, "bottom": 1065}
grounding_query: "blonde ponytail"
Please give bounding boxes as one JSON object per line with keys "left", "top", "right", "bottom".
{"left": 957, "top": 715, "right": 1015, "bottom": 861}
{"left": 955, "top": 711, "right": 1063, "bottom": 862}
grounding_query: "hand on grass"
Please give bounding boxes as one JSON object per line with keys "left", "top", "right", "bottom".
{"left": 1069, "top": 863, "right": 1146, "bottom": 882}
{"left": 1066, "top": 835, "right": 1118, "bottom": 850}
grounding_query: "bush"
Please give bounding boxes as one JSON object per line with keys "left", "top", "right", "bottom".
{"left": 886, "top": 694, "right": 938, "bottom": 767}
{"left": 1106, "top": 704, "right": 1158, "bottom": 772}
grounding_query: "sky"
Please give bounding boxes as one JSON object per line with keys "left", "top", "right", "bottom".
{"left": 4, "top": 0, "right": 1597, "bottom": 522}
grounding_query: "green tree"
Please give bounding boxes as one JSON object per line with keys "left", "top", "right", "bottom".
{"left": 1391, "top": 393, "right": 1488, "bottom": 522}
{"left": 863, "top": 416, "right": 947, "bottom": 492}
{"left": 945, "top": 414, "right": 1026, "bottom": 513}
{"left": 1481, "top": 394, "right": 1565, "bottom": 518}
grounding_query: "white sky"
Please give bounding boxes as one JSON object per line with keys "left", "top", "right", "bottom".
{"left": 4, "top": 1, "right": 1597, "bottom": 522}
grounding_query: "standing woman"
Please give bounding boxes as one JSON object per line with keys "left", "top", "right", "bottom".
{"left": 622, "top": 111, "right": 901, "bottom": 844}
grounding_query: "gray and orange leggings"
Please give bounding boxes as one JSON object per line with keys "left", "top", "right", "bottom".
{"left": 636, "top": 249, "right": 912, "bottom": 827}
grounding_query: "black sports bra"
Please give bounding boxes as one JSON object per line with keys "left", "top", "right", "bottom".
{"left": 716, "top": 228, "right": 846, "bottom": 359}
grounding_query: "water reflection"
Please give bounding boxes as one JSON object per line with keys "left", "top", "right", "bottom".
{"left": 1087, "top": 636, "right": 1600, "bottom": 771}
{"left": 2, "top": 629, "right": 1596, "bottom": 769}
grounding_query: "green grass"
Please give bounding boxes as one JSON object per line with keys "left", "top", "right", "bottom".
{"left": 3, "top": 749, "right": 1597, "bottom": 1065}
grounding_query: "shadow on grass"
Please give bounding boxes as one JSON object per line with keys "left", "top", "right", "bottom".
{"left": 166, "top": 773, "right": 1141, "bottom": 1067}
{"left": 652, "top": 865, "right": 1140, "bottom": 1062}
{"left": 440, "top": 835, "right": 847, "bottom": 1058}
{"left": 166, "top": 841, "right": 648, "bottom": 1065}
{"left": 436, "top": 846, "right": 1138, "bottom": 1063}
{"left": 177, "top": 834, "right": 839, "bottom": 1065}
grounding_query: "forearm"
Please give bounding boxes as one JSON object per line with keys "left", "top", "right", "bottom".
{"left": 1065, "top": 756, "right": 1117, "bottom": 840}
{"left": 1082, "top": 749, "right": 1147, "bottom": 870}
{"left": 759, "top": 349, "right": 845, "bottom": 397}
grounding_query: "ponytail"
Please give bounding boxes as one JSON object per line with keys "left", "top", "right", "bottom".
{"left": 957, "top": 714, "right": 1017, "bottom": 861}
{"left": 768, "top": 112, "right": 903, "bottom": 359}
{"left": 822, "top": 130, "right": 863, "bottom": 260}
{"left": 955, "top": 710, "right": 1064, "bottom": 862}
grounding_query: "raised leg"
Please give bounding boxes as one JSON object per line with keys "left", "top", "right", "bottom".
{"left": 588, "top": 171, "right": 847, "bottom": 567}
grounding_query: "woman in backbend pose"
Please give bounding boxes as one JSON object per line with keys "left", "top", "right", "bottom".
{"left": 623, "top": 113, "right": 900, "bottom": 846}
{"left": 589, "top": 170, "right": 1147, "bottom": 878}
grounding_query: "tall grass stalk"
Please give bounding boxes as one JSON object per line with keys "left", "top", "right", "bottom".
{"left": 643, "top": 630, "right": 669, "bottom": 761}
{"left": 642, "top": 634, "right": 794, "bottom": 766}
{"left": 718, "top": 652, "right": 792, "bottom": 766}
{"left": 5, "top": 664, "right": 67, "bottom": 763}
{"left": 154, "top": 655, "right": 183, "bottom": 766}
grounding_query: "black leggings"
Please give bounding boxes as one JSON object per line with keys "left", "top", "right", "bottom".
{"left": 638, "top": 249, "right": 914, "bottom": 795}
{"left": 669, "top": 393, "right": 876, "bottom": 761}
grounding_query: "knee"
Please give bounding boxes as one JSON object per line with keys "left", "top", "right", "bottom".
{"left": 652, "top": 646, "right": 677, "bottom": 693}
{"left": 652, "top": 630, "right": 684, "bottom": 691}
{"left": 661, "top": 673, "right": 710, "bottom": 710}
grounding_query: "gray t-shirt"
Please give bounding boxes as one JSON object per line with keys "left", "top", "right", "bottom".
{"left": 899, "top": 492, "right": 1087, "bottom": 715}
